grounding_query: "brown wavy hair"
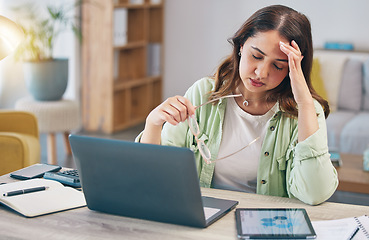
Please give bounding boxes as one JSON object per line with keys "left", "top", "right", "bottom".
{"left": 210, "top": 5, "right": 330, "bottom": 118}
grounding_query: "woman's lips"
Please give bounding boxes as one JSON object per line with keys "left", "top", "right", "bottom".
{"left": 249, "top": 78, "right": 264, "bottom": 87}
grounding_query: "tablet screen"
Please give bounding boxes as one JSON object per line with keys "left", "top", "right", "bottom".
{"left": 235, "top": 208, "right": 316, "bottom": 239}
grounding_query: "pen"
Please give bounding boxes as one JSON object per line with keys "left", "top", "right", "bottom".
{"left": 349, "top": 226, "right": 360, "bottom": 240}
{"left": 2, "top": 186, "right": 49, "bottom": 197}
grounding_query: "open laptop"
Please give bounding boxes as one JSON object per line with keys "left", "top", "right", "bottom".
{"left": 69, "top": 134, "right": 238, "bottom": 228}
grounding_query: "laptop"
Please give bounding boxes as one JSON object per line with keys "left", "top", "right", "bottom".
{"left": 69, "top": 134, "right": 238, "bottom": 228}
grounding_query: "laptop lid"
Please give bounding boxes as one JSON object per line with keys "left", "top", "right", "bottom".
{"left": 69, "top": 134, "right": 238, "bottom": 228}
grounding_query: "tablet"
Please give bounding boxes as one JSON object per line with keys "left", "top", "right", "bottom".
{"left": 235, "top": 208, "right": 316, "bottom": 239}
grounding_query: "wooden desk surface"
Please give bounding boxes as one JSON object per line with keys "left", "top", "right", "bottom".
{"left": 337, "top": 153, "right": 369, "bottom": 194}
{"left": 1, "top": 174, "right": 369, "bottom": 240}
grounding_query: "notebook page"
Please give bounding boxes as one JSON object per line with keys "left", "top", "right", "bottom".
{"left": 312, "top": 217, "right": 359, "bottom": 240}
{"left": 353, "top": 215, "right": 369, "bottom": 240}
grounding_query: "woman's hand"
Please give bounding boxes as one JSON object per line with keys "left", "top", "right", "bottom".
{"left": 147, "top": 95, "right": 196, "bottom": 127}
{"left": 279, "top": 40, "right": 312, "bottom": 105}
{"left": 280, "top": 40, "right": 318, "bottom": 142}
{"left": 141, "top": 96, "right": 196, "bottom": 144}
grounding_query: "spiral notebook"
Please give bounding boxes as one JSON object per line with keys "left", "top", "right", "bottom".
{"left": 312, "top": 215, "right": 369, "bottom": 240}
{"left": 353, "top": 216, "right": 369, "bottom": 239}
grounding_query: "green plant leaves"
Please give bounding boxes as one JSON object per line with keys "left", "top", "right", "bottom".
{"left": 12, "top": 1, "right": 83, "bottom": 62}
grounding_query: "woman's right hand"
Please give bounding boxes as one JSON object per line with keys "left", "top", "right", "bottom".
{"left": 141, "top": 96, "right": 195, "bottom": 144}
{"left": 146, "top": 95, "right": 196, "bottom": 127}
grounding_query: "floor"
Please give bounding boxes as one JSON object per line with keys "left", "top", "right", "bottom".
{"left": 39, "top": 123, "right": 369, "bottom": 207}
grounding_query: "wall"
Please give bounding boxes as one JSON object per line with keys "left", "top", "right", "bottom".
{"left": 163, "top": 0, "right": 369, "bottom": 99}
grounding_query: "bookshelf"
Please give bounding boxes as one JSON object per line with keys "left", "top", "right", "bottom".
{"left": 81, "top": 0, "right": 164, "bottom": 133}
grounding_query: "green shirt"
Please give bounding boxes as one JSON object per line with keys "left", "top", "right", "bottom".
{"left": 137, "top": 77, "right": 338, "bottom": 205}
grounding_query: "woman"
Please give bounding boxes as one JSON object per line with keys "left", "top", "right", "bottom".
{"left": 137, "top": 5, "right": 338, "bottom": 205}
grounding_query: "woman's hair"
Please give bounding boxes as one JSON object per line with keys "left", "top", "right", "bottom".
{"left": 211, "top": 4, "right": 330, "bottom": 118}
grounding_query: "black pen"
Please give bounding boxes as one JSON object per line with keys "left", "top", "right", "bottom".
{"left": 2, "top": 186, "right": 49, "bottom": 197}
{"left": 349, "top": 226, "right": 360, "bottom": 240}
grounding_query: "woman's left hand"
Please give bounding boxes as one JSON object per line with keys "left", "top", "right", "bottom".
{"left": 279, "top": 40, "right": 312, "bottom": 105}
{"left": 280, "top": 40, "right": 319, "bottom": 142}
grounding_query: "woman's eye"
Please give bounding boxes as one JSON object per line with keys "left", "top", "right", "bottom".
{"left": 274, "top": 64, "right": 283, "bottom": 71}
{"left": 252, "top": 55, "right": 262, "bottom": 60}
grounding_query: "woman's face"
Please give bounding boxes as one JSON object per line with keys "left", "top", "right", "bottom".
{"left": 239, "top": 30, "right": 289, "bottom": 94}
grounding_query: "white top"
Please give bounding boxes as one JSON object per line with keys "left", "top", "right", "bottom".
{"left": 211, "top": 97, "right": 278, "bottom": 193}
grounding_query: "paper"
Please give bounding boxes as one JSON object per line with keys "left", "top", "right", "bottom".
{"left": 353, "top": 215, "right": 369, "bottom": 239}
{"left": 312, "top": 218, "right": 358, "bottom": 240}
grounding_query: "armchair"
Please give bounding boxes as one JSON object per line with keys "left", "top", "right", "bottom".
{"left": 0, "top": 111, "right": 40, "bottom": 175}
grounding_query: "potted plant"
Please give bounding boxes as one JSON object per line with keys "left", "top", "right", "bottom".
{"left": 12, "top": 1, "right": 83, "bottom": 101}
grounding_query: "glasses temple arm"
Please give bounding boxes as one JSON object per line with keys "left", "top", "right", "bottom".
{"left": 215, "top": 136, "right": 260, "bottom": 161}
{"left": 195, "top": 94, "right": 242, "bottom": 110}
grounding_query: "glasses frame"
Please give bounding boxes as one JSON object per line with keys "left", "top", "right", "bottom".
{"left": 187, "top": 94, "right": 260, "bottom": 164}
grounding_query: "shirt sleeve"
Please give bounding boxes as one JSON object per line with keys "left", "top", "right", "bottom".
{"left": 287, "top": 101, "right": 339, "bottom": 205}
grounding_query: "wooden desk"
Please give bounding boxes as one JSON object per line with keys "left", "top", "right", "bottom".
{"left": 337, "top": 154, "right": 369, "bottom": 194}
{"left": 1, "top": 174, "right": 369, "bottom": 240}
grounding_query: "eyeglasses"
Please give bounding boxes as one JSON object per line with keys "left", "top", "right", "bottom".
{"left": 187, "top": 94, "right": 260, "bottom": 164}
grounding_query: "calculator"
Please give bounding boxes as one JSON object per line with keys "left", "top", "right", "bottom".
{"left": 43, "top": 169, "right": 81, "bottom": 188}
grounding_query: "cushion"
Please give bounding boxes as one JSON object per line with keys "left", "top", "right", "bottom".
{"left": 314, "top": 52, "right": 347, "bottom": 112}
{"left": 340, "top": 112, "right": 369, "bottom": 154}
{"left": 337, "top": 59, "right": 363, "bottom": 111}
{"left": 311, "top": 58, "right": 328, "bottom": 100}
{"left": 326, "top": 111, "right": 356, "bottom": 151}
{"left": 362, "top": 58, "right": 369, "bottom": 111}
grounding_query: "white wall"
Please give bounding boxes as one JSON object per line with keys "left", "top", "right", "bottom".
{"left": 163, "top": 0, "right": 369, "bottom": 99}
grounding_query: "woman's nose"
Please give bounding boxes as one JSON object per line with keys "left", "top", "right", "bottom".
{"left": 255, "top": 62, "right": 269, "bottom": 79}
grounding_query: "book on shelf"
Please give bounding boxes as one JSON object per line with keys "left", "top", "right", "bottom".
{"left": 114, "top": 50, "right": 119, "bottom": 79}
{"left": 113, "top": 8, "right": 127, "bottom": 47}
{"left": 147, "top": 43, "right": 161, "bottom": 76}
{"left": 312, "top": 215, "right": 369, "bottom": 240}
{"left": 0, "top": 178, "right": 86, "bottom": 217}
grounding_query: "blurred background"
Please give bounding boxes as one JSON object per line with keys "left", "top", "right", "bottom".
{"left": 1, "top": 0, "right": 369, "bottom": 109}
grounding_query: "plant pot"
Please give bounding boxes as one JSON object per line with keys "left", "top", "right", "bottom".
{"left": 23, "top": 58, "right": 68, "bottom": 101}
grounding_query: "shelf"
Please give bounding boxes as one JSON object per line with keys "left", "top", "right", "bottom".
{"left": 148, "top": 6, "right": 163, "bottom": 42}
{"left": 113, "top": 0, "right": 164, "bottom": 8}
{"left": 113, "top": 41, "right": 146, "bottom": 50}
{"left": 114, "top": 46, "right": 146, "bottom": 82}
{"left": 114, "top": 76, "right": 161, "bottom": 91}
{"left": 114, "top": 3, "right": 163, "bottom": 9}
{"left": 82, "top": 0, "right": 164, "bottom": 133}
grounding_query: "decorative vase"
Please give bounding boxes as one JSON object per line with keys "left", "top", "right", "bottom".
{"left": 23, "top": 58, "right": 68, "bottom": 101}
